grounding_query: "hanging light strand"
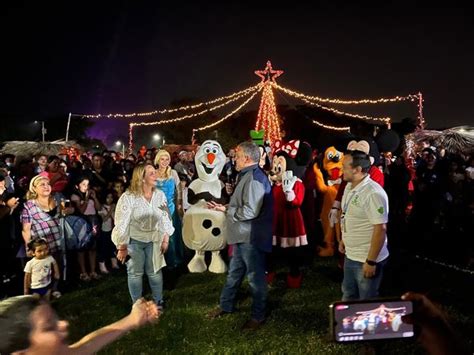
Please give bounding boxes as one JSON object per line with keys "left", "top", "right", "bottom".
{"left": 273, "top": 83, "right": 418, "bottom": 105}
{"left": 130, "top": 86, "right": 260, "bottom": 128}
{"left": 274, "top": 86, "right": 351, "bottom": 133}
{"left": 81, "top": 84, "right": 261, "bottom": 119}
{"left": 297, "top": 96, "right": 391, "bottom": 124}
{"left": 312, "top": 120, "right": 351, "bottom": 131}
{"left": 417, "top": 92, "right": 425, "bottom": 129}
{"left": 128, "top": 124, "right": 134, "bottom": 153}
{"left": 195, "top": 88, "right": 262, "bottom": 131}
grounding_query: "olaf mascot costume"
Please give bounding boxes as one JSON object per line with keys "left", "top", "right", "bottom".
{"left": 183, "top": 140, "right": 229, "bottom": 273}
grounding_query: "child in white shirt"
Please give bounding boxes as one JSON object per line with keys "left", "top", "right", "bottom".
{"left": 24, "top": 239, "right": 60, "bottom": 300}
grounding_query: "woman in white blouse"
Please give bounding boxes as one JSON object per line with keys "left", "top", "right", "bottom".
{"left": 112, "top": 163, "right": 175, "bottom": 308}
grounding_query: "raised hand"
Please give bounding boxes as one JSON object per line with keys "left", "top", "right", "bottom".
{"left": 282, "top": 170, "right": 297, "bottom": 193}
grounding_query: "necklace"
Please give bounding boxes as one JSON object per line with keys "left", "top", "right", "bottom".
{"left": 35, "top": 198, "right": 51, "bottom": 211}
{"left": 157, "top": 168, "right": 167, "bottom": 178}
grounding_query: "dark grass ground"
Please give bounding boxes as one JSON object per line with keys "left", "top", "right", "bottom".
{"left": 52, "top": 250, "right": 474, "bottom": 354}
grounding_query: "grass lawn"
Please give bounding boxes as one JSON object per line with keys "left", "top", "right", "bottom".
{"left": 55, "top": 254, "right": 473, "bottom": 354}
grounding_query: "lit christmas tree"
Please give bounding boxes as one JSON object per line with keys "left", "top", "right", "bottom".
{"left": 255, "top": 61, "right": 283, "bottom": 143}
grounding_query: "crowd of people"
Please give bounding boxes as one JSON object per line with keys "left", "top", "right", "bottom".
{"left": 0, "top": 139, "right": 472, "bottom": 353}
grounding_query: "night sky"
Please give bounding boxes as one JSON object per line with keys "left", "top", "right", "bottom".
{"left": 2, "top": 2, "right": 473, "bottom": 144}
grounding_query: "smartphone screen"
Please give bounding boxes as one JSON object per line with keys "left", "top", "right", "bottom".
{"left": 330, "top": 299, "right": 414, "bottom": 342}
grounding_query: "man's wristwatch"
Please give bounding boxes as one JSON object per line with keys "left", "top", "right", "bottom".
{"left": 366, "top": 259, "right": 377, "bottom": 266}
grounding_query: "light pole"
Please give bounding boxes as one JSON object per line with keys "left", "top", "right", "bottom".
{"left": 153, "top": 133, "right": 165, "bottom": 147}
{"left": 115, "top": 141, "right": 125, "bottom": 157}
{"left": 34, "top": 121, "right": 47, "bottom": 142}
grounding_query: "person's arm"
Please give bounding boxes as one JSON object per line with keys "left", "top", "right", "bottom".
{"left": 21, "top": 222, "right": 32, "bottom": 245}
{"left": 89, "top": 190, "right": 102, "bottom": 211}
{"left": 52, "top": 258, "right": 60, "bottom": 281}
{"left": 172, "top": 170, "right": 183, "bottom": 202}
{"left": 20, "top": 204, "right": 33, "bottom": 244}
{"left": 24, "top": 272, "right": 31, "bottom": 295}
{"left": 71, "top": 194, "right": 88, "bottom": 215}
{"left": 363, "top": 223, "right": 387, "bottom": 278}
{"left": 69, "top": 299, "right": 160, "bottom": 354}
{"left": 156, "top": 193, "right": 175, "bottom": 251}
{"left": 401, "top": 292, "right": 470, "bottom": 355}
{"left": 233, "top": 179, "right": 265, "bottom": 221}
{"left": 98, "top": 207, "right": 108, "bottom": 219}
{"left": 111, "top": 194, "right": 133, "bottom": 263}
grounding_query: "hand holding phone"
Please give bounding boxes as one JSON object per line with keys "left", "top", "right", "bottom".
{"left": 400, "top": 292, "right": 469, "bottom": 355}
{"left": 116, "top": 249, "right": 131, "bottom": 264}
{"left": 330, "top": 298, "right": 415, "bottom": 343}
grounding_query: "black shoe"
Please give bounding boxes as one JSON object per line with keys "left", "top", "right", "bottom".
{"left": 207, "top": 307, "right": 232, "bottom": 319}
{"left": 241, "top": 318, "right": 264, "bottom": 331}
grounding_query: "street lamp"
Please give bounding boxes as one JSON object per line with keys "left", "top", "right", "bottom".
{"left": 152, "top": 134, "right": 165, "bottom": 147}
{"left": 115, "top": 140, "right": 125, "bottom": 157}
{"left": 34, "top": 121, "right": 47, "bottom": 142}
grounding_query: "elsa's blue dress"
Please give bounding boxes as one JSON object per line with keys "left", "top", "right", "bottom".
{"left": 156, "top": 174, "right": 184, "bottom": 268}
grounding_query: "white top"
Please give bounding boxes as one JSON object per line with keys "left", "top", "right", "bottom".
{"left": 24, "top": 256, "right": 55, "bottom": 289}
{"left": 341, "top": 175, "right": 389, "bottom": 263}
{"left": 99, "top": 204, "right": 116, "bottom": 232}
{"left": 112, "top": 190, "right": 175, "bottom": 272}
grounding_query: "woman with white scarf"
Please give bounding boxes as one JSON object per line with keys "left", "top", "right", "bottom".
{"left": 112, "top": 163, "right": 174, "bottom": 309}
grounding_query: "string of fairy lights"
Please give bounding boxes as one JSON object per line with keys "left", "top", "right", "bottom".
{"left": 81, "top": 84, "right": 260, "bottom": 119}
{"left": 272, "top": 83, "right": 420, "bottom": 105}
{"left": 129, "top": 85, "right": 261, "bottom": 127}
{"left": 75, "top": 61, "right": 424, "bottom": 151}
{"left": 195, "top": 89, "right": 262, "bottom": 132}
{"left": 311, "top": 120, "right": 350, "bottom": 131}
{"left": 297, "top": 95, "right": 392, "bottom": 124}
{"left": 128, "top": 88, "right": 262, "bottom": 151}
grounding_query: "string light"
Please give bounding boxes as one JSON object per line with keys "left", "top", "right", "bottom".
{"left": 80, "top": 85, "right": 260, "bottom": 119}
{"left": 128, "top": 124, "right": 134, "bottom": 153}
{"left": 296, "top": 95, "right": 392, "bottom": 124}
{"left": 274, "top": 83, "right": 418, "bottom": 105}
{"left": 311, "top": 120, "right": 351, "bottom": 131}
{"left": 195, "top": 88, "right": 262, "bottom": 131}
{"left": 130, "top": 86, "right": 260, "bottom": 127}
{"left": 417, "top": 92, "right": 425, "bottom": 129}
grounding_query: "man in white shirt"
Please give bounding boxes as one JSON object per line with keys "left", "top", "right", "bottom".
{"left": 339, "top": 150, "right": 389, "bottom": 300}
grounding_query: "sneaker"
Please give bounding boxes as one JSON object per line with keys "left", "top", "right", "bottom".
{"left": 99, "top": 262, "right": 109, "bottom": 274}
{"left": 207, "top": 307, "right": 232, "bottom": 319}
{"left": 241, "top": 319, "right": 264, "bottom": 331}
{"left": 79, "top": 273, "right": 90, "bottom": 282}
{"left": 52, "top": 291, "right": 62, "bottom": 299}
{"left": 156, "top": 300, "right": 165, "bottom": 312}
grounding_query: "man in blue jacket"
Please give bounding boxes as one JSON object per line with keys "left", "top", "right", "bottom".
{"left": 207, "top": 141, "right": 273, "bottom": 330}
